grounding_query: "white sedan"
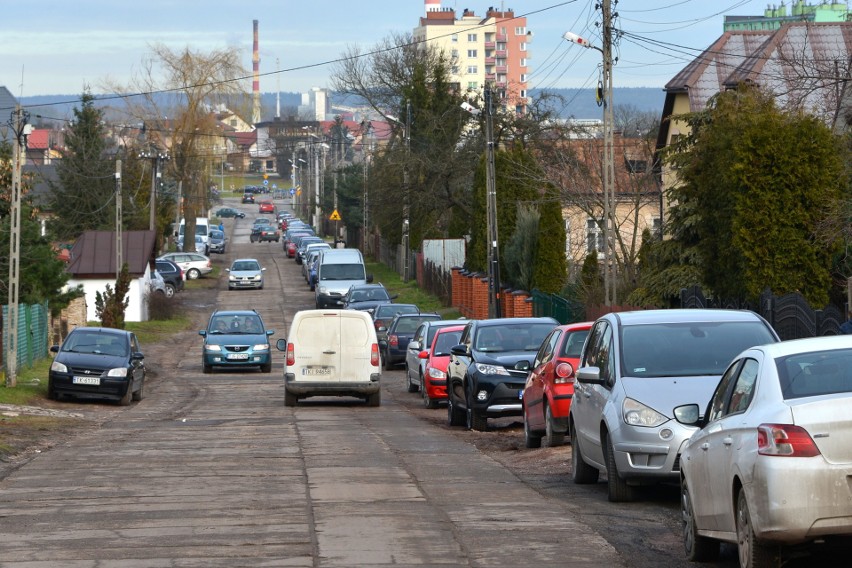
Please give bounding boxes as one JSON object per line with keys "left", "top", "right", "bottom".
{"left": 675, "top": 335, "right": 852, "bottom": 568}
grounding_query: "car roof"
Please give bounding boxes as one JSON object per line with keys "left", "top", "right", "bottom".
{"left": 232, "top": 258, "right": 260, "bottom": 264}
{"left": 609, "top": 309, "right": 766, "bottom": 326}
{"left": 475, "top": 317, "right": 559, "bottom": 327}
{"left": 211, "top": 309, "right": 261, "bottom": 318}
{"left": 70, "top": 326, "right": 131, "bottom": 337}
{"left": 557, "top": 321, "right": 594, "bottom": 332}
{"left": 750, "top": 335, "right": 852, "bottom": 358}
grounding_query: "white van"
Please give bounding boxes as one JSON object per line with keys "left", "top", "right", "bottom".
{"left": 177, "top": 217, "right": 210, "bottom": 253}
{"left": 277, "top": 309, "right": 381, "bottom": 406}
{"left": 314, "top": 248, "right": 372, "bottom": 308}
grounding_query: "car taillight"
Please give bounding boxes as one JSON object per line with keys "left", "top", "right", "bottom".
{"left": 389, "top": 335, "right": 398, "bottom": 347}
{"left": 374, "top": 320, "right": 384, "bottom": 330}
{"left": 757, "top": 424, "right": 820, "bottom": 457}
{"left": 370, "top": 343, "right": 379, "bottom": 366}
{"left": 554, "top": 362, "right": 575, "bottom": 384}
{"left": 286, "top": 343, "right": 295, "bottom": 366}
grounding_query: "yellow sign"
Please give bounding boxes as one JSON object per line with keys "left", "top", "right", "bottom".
{"left": 329, "top": 209, "right": 342, "bottom": 221}
{"left": 263, "top": 174, "right": 269, "bottom": 180}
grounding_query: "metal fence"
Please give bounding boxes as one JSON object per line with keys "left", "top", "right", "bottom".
{"left": 530, "top": 290, "right": 584, "bottom": 324}
{"left": 1, "top": 302, "right": 50, "bottom": 372}
{"left": 680, "top": 286, "right": 844, "bottom": 340}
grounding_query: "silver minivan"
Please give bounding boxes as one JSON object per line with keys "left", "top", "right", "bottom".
{"left": 570, "top": 309, "right": 779, "bottom": 502}
{"left": 276, "top": 309, "right": 381, "bottom": 406}
{"left": 314, "top": 248, "right": 372, "bottom": 308}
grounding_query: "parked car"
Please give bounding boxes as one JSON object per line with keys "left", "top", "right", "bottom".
{"left": 250, "top": 217, "right": 279, "bottom": 243}
{"left": 381, "top": 312, "right": 442, "bottom": 371}
{"left": 413, "top": 323, "right": 466, "bottom": 409}
{"left": 570, "top": 309, "right": 780, "bottom": 502}
{"left": 675, "top": 335, "right": 852, "bottom": 566}
{"left": 340, "top": 283, "right": 396, "bottom": 311}
{"left": 177, "top": 234, "right": 207, "bottom": 255}
{"left": 523, "top": 322, "right": 593, "bottom": 448}
{"left": 372, "top": 303, "right": 419, "bottom": 334}
{"left": 208, "top": 228, "right": 227, "bottom": 254}
{"left": 295, "top": 236, "right": 324, "bottom": 264}
{"left": 216, "top": 207, "right": 245, "bottom": 219}
{"left": 405, "top": 319, "right": 466, "bottom": 392}
{"left": 47, "top": 326, "right": 146, "bottom": 405}
{"left": 258, "top": 201, "right": 275, "bottom": 213}
{"left": 286, "top": 232, "right": 313, "bottom": 258}
{"left": 149, "top": 270, "right": 167, "bottom": 295}
{"left": 301, "top": 243, "right": 332, "bottom": 279}
{"left": 304, "top": 250, "right": 321, "bottom": 290}
{"left": 157, "top": 252, "right": 212, "bottom": 280}
{"left": 198, "top": 309, "right": 273, "bottom": 373}
{"left": 447, "top": 318, "right": 558, "bottom": 431}
{"left": 276, "top": 309, "right": 381, "bottom": 406}
{"left": 155, "top": 259, "right": 185, "bottom": 296}
{"left": 226, "top": 258, "right": 266, "bottom": 290}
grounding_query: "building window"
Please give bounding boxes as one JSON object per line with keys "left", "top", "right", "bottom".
{"left": 452, "top": 34, "right": 458, "bottom": 42}
{"left": 587, "top": 219, "right": 604, "bottom": 256}
{"left": 520, "top": 74, "right": 527, "bottom": 83}
{"left": 451, "top": 65, "right": 460, "bottom": 75}
{"left": 496, "top": 42, "right": 506, "bottom": 51}
{"left": 520, "top": 89, "right": 527, "bottom": 98}
{"left": 652, "top": 217, "right": 662, "bottom": 240}
{"left": 467, "top": 49, "right": 478, "bottom": 58}
{"left": 468, "top": 33, "right": 477, "bottom": 42}
{"left": 451, "top": 49, "right": 459, "bottom": 58}
{"left": 625, "top": 159, "right": 647, "bottom": 173}
{"left": 467, "top": 66, "right": 478, "bottom": 74}
{"left": 519, "top": 42, "right": 527, "bottom": 51}
{"left": 468, "top": 82, "right": 479, "bottom": 90}
{"left": 515, "top": 26, "right": 526, "bottom": 35}
{"left": 520, "top": 58, "right": 528, "bottom": 67}
{"left": 564, "top": 219, "right": 571, "bottom": 257}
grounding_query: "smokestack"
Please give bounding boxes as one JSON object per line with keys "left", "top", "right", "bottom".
{"left": 252, "top": 19, "right": 261, "bottom": 125}
{"left": 425, "top": 0, "right": 441, "bottom": 14}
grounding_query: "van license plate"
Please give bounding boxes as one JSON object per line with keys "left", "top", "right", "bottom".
{"left": 73, "top": 376, "right": 101, "bottom": 385}
{"left": 303, "top": 367, "right": 332, "bottom": 376}
{"left": 227, "top": 353, "right": 249, "bottom": 360}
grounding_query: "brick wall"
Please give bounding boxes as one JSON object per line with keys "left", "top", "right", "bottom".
{"left": 450, "top": 270, "right": 533, "bottom": 319}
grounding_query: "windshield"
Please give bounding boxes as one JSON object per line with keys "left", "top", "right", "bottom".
{"left": 376, "top": 305, "right": 418, "bottom": 319}
{"left": 209, "top": 230, "right": 224, "bottom": 239}
{"left": 209, "top": 314, "right": 263, "bottom": 334}
{"left": 63, "top": 331, "right": 128, "bottom": 356}
{"left": 232, "top": 261, "right": 260, "bottom": 271}
{"left": 320, "top": 263, "right": 366, "bottom": 280}
{"left": 474, "top": 323, "right": 556, "bottom": 352}
{"left": 621, "top": 321, "right": 777, "bottom": 377}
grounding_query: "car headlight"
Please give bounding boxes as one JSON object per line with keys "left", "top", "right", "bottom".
{"left": 474, "top": 363, "right": 510, "bottom": 375}
{"left": 51, "top": 360, "right": 68, "bottom": 373}
{"left": 253, "top": 274, "right": 262, "bottom": 280}
{"left": 229, "top": 275, "right": 237, "bottom": 281}
{"left": 318, "top": 285, "right": 327, "bottom": 294}
{"left": 428, "top": 367, "right": 447, "bottom": 379}
{"left": 107, "top": 367, "right": 128, "bottom": 378}
{"left": 253, "top": 344, "right": 269, "bottom": 351}
{"left": 623, "top": 397, "right": 668, "bottom": 428}
{"left": 205, "top": 344, "right": 222, "bottom": 352}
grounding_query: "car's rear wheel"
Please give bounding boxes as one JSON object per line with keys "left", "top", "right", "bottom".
{"left": 682, "top": 477, "right": 719, "bottom": 562}
{"left": 737, "top": 488, "right": 777, "bottom": 568}
{"left": 447, "top": 391, "right": 465, "bottom": 426}
{"left": 366, "top": 391, "right": 381, "bottom": 407}
{"left": 543, "top": 404, "right": 566, "bottom": 447}
{"left": 164, "top": 284, "right": 175, "bottom": 298}
{"left": 571, "top": 422, "right": 600, "bottom": 484}
{"left": 187, "top": 268, "right": 201, "bottom": 280}
{"left": 605, "top": 434, "right": 635, "bottom": 502}
{"left": 524, "top": 412, "right": 543, "bottom": 448}
{"left": 284, "top": 391, "right": 298, "bottom": 407}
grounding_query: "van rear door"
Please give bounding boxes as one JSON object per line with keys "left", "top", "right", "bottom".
{"left": 291, "top": 312, "right": 373, "bottom": 382}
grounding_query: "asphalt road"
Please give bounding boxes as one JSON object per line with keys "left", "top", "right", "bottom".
{"left": 0, "top": 201, "right": 623, "bottom": 567}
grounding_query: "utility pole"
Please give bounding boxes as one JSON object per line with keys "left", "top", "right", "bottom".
{"left": 5, "top": 106, "right": 30, "bottom": 387}
{"left": 484, "top": 87, "right": 502, "bottom": 318}
{"left": 602, "top": 0, "right": 617, "bottom": 306}
{"left": 139, "top": 148, "right": 168, "bottom": 232}
{"left": 314, "top": 143, "right": 321, "bottom": 234}
{"left": 115, "top": 159, "right": 122, "bottom": 280}
{"left": 402, "top": 101, "right": 411, "bottom": 282}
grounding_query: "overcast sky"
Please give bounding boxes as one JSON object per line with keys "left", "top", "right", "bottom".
{"left": 0, "top": 0, "right": 766, "bottom": 99}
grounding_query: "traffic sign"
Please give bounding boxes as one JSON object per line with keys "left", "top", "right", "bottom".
{"left": 263, "top": 179, "right": 269, "bottom": 186}
{"left": 329, "top": 209, "right": 342, "bottom": 221}
{"left": 272, "top": 184, "right": 277, "bottom": 190}
{"left": 289, "top": 188, "right": 296, "bottom": 196}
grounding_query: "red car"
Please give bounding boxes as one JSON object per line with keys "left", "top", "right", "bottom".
{"left": 421, "top": 325, "right": 466, "bottom": 409}
{"left": 259, "top": 201, "right": 275, "bottom": 213}
{"left": 522, "top": 321, "right": 593, "bottom": 448}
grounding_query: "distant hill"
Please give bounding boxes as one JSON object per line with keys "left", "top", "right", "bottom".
{"left": 16, "top": 87, "right": 665, "bottom": 126}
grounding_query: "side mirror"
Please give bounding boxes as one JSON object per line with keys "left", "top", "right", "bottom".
{"left": 673, "top": 404, "right": 702, "bottom": 427}
{"left": 389, "top": 294, "right": 399, "bottom": 300}
{"left": 225, "top": 268, "right": 231, "bottom": 273}
{"left": 450, "top": 344, "right": 469, "bottom": 356}
{"left": 418, "top": 350, "right": 430, "bottom": 360}
{"left": 266, "top": 330, "right": 274, "bottom": 336}
{"left": 276, "top": 338, "right": 287, "bottom": 351}
{"left": 515, "top": 360, "right": 531, "bottom": 371}
{"left": 378, "top": 326, "right": 387, "bottom": 332}
{"left": 409, "top": 341, "right": 420, "bottom": 351}
{"left": 131, "top": 352, "right": 145, "bottom": 361}
{"left": 50, "top": 345, "right": 59, "bottom": 353}
{"left": 575, "top": 366, "right": 606, "bottom": 386}
{"left": 199, "top": 330, "right": 207, "bottom": 337}
{"left": 261, "top": 267, "right": 267, "bottom": 272}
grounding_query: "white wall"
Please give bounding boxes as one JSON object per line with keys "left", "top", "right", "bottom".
{"left": 66, "top": 267, "right": 153, "bottom": 323}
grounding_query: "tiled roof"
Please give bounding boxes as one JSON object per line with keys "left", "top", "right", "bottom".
{"left": 27, "top": 129, "right": 49, "bottom": 149}
{"left": 66, "top": 230, "right": 157, "bottom": 277}
{"left": 665, "top": 22, "right": 852, "bottom": 116}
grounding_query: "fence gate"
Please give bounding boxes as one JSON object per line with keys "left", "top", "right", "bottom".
{"left": 1, "top": 302, "right": 50, "bottom": 372}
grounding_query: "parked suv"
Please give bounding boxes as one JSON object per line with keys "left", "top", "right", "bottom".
{"left": 155, "top": 259, "right": 185, "bottom": 297}
{"left": 570, "top": 309, "right": 780, "bottom": 502}
{"left": 447, "top": 318, "right": 558, "bottom": 431}
{"left": 198, "top": 309, "right": 274, "bottom": 373}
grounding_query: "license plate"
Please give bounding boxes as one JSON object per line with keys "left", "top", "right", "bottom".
{"left": 73, "top": 376, "right": 101, "bottom": 385}
{"left": 227, "top": 353, "right": 249, "bottom": 360}
{"left": 518, "top": 389, "right": 524, "bottom": 400}
{"left": 302, "top": 367, "right": 332, "bottom": 376}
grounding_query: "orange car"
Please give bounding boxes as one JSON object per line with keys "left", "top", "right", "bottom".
{"left": 522, "top": 321, "right": 593, "bottom": 448}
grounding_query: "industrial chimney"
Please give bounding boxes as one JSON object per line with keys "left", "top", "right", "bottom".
{"left": 252, "top": 20, "right": 261, "bottom": 125}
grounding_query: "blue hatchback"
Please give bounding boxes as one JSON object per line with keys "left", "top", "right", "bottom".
{"left": 199, "top": 310, "right": 274, "bottom": 373}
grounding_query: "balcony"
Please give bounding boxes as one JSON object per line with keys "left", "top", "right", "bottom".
{"left": 495, "top": 49, "right": 507, "bottom": 58}
{"left": 496, "top": 33, "right": 507, "bottom": 42}
{"left": 484, "top": 41, "right": 495, "bottom": 49}
{"left": 485, "top": 57, "right": 495, "bottom": 65}
{"left": 495, "top": 66, "right": 507, "bottom": 74}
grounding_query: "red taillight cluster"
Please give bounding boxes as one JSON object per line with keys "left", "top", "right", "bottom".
{"left": 389, "top": 335, "right": 399, "bottom": 347}
{"left": 370, "top": 343, "right": 379, "bottom": 366}
{"left": 554, "top": 362, "right": 575, "bottom": 382}
{"left": 286, "top": 343, "right": 295, "bottom": 366}
{"left": 757, "top": 424, "right": 820, "bottom": 457}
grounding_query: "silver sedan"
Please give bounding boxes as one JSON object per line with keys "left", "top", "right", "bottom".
{"left": 676, "top": 335, "right": 852, "bottom": 567}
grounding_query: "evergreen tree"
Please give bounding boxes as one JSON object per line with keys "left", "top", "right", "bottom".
{"left": 533, "top": 186, "right": 567, "bottom": 294}
{"left": 503, "top": 205, "right": 539, "bottom": 291}
{"left": 664, "top": 85, "right": 845, "bottom": 306}
{"left": 95, "top": 264, "right": 131, "bottom": 329}
{"left": 49, "top": 91, "right": 115, "bottom": 240}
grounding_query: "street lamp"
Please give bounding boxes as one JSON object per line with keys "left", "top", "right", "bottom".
{"left": 563, "top": 28, "right": 616, "bottom": 307}
{"left": 386, "top": 103, "right": 411, "bottom": 282}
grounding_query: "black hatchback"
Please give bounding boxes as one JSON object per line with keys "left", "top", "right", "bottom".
{"left": 48, "top": 327, "right": 147, "bottom": 405}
